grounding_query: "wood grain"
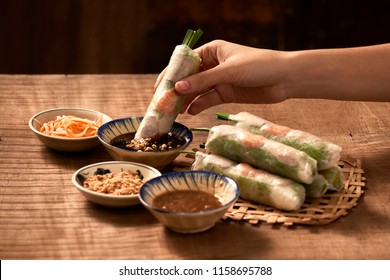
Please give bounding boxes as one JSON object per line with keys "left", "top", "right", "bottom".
{"left": 1, "top": 74, "right": 389, "bottom": 260}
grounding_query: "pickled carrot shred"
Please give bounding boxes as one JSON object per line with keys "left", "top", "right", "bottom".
{"left": 36, "top": 115, "right": 100, "bottom": 138}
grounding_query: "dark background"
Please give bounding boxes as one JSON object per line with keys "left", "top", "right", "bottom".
{"left": 1, "top": 0, "right": 389, "bottom": 74}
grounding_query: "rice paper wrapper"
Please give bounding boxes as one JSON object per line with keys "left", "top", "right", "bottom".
{"left": 320, "top": 165, "right": 343, "bottom": 191}
{"left": 135, "top": 45, "right": 201, "bottom": 140}
{"left": 230, "top": 112, "right": 342, "bottom": 170}
{"left": 304, "top": 174, "right": 331, "bottom": 198}
{"left": 205, "top": 125, "right": 318, "bottom": 184}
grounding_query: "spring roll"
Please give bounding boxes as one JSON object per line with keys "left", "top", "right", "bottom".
{"left": 205, "top": 125, "right": 318, "bottom": 184}
{"left": 303, "top": 165, "right": 343, "bottom": 197}
{"left": 218, "top": 112, "right": 342, "bottom": 170}
{"left": 192, "top": 152, "right": 306, "bottom": 211}
{"left": 135, "top": 31, "right": 202, "bottom": 140}
{"left": 303, "top": 174, "right": 330, "bottom": 198}
{"left": 320, "top": 165, "right": 343, "bottom": 191}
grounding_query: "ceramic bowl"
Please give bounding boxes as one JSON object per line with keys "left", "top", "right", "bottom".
{"left": 97, "top": 117, "right": 193, "bottom": 170}
{"left": 29, "top": 107, "right": 112, "bottom": 152}
{"left": 139, "top": 170, "right": 239, "bottom": 233}
{"left": 72, "top": 161, "right": 162, "bottom": 207}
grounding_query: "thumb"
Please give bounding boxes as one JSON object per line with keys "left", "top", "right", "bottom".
{"left": 175, "top": 65, "right": 229, "bottom": 94}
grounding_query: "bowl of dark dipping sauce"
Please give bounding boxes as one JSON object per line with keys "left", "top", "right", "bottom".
{"left": 97, "top": 117, "right": 192, "bottom": 170}
{"left": 139, "top": 170, "right": 239, "bottom": 234}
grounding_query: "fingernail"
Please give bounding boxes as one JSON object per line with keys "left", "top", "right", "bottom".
{"left": 176, "top": 81, "right": 191, "bottom": 92}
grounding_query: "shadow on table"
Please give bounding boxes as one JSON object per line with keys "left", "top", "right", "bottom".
{"left": 160, "top": 221, "right": 272, "bottom": 260}
{"left": 83, "top": 202, "right": 158, "bottom": 227}
{"left": 39, "top": 145, "right": 113, "bottom": 169}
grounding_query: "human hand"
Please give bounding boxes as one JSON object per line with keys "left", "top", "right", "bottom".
{"left": 157, "top": 40, "right": 290, "bottom": 115}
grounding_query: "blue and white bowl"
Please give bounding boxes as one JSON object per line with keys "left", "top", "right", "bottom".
{"left": 97, "top": 117, "right": 193, "bottom": 170}
{"left": 139, "top": 170, "right": 239, "bottom": 233}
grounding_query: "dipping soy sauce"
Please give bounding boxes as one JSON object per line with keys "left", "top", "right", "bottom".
{"left": 152, "top": 190, "right": 222, "bottom": 212}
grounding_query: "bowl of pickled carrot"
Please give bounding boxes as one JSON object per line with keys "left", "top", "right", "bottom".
{"left": 29, "top": 108, "right": 112, "bottom": 152}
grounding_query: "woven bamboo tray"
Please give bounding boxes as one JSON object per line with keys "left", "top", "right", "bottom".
{"left": 223, "top": 157, "right": 365, "bottom": 226}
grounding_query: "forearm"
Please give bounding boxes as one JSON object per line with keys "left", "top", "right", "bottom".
{"left": 285, "top": 44, "right": 390, "bottom": 102}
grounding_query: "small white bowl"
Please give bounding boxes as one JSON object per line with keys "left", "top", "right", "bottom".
{"left": 139, "top": 170, "right": 239, "bottom": 233}
{"left": 72, "top": 161, "right": 162, "bottom": 207}
{"left": 29, "top": 108, "right": 112, "bottom": 152}
{"left": 97, "top": 117, "right": 193, "bottom": 170}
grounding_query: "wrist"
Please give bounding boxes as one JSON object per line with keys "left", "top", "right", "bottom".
{"left": 284, "top": 44, "right": 390, "bottom": 102}
{"left": 283, "top": 49, "right": 332, "bottom": 100}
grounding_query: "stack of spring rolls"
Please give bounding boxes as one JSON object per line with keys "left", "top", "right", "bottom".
{"left": 192, "top": 112, "right": 343, "bottom": 211}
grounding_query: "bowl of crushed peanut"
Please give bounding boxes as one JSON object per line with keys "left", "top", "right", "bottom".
{"left": 72, "top": 161, "right": 162, "bottom": 207}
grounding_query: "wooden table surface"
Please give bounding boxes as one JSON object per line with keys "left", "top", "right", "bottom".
{"left": 1, "top": 74, "right": 389, "bottom": 260}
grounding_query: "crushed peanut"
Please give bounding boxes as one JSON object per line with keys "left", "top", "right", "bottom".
{"left": 83, "top": 170, "right": 144, "bottom": 195}
{"left": 126, "top": 137, "right": 178, "bottom": 152}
